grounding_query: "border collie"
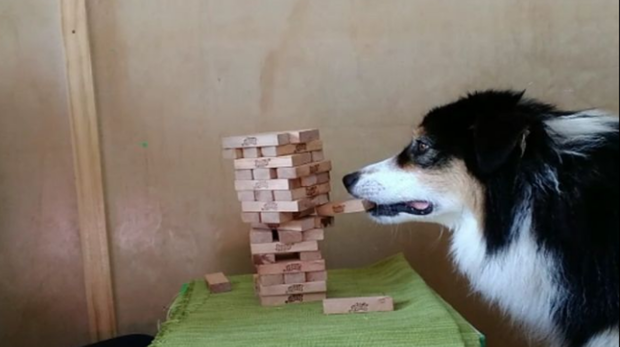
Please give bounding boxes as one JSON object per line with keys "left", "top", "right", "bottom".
{"left": 343, "top": 91, "right": 619, "bottom": 347}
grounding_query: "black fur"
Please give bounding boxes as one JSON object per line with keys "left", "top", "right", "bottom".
{"left": 414, "top": 91, "right": 619, "bottom": 346}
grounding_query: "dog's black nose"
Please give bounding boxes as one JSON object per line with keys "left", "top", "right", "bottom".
{"left": 343, "top": 172, "right": 361, "bottom": 191}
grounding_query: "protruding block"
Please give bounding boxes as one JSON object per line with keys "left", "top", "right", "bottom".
{"left": 277, "top": 161, "right": 332, "bottom": 179}
{"left": 261, "top": 212, "right": 294, "bottom": 224}
{"left": 312, "top": 151, "right": 325, "bottom": 162}
{"left": 235, "top": 170, "right": 254, "bottom": 180}
{"left": 222, "top": 133, "right": 290, "bottom": 149}
{"left": 278, "top": 230, "right": 303, "bottom": 244}
{"left": 323, "top": 297, "right": 394, "bottom": 315}
{"left": 253, "top": 254, "right": 276, "bottom": 265}
{"left": 205, "top": 273, "right": 232, "bottom": 294}
{"left": 253, "top": 169, "right": 277, "bottom": 180}
{"left": 260, "top": 293, "right": 326, "bottom": 307}
{"left": 257, "top": 260, "right": 326, "bottom": 275}
{"left": 316, "top": 200, "right": 376, "bottom": 217}
{"left": 235, "top": 179, "right": 302, "bottom": 191}
{"left": 273, "top": 183, "right": 331, "bottom": 201}
{"left": 251, "top": 241, "right": 319, "bottom": 255}
{"left": 307, "top": 271, "right": 328, "bottom": 282}
{"left": 261, "top": 140, "right": 323, "bottom": 157}
{"left": 255, "top": 191, "right": 275, "bottom": 202}
{"left": 250, "top": 230, "right": 274, "bottom": 244}
{"left": 259, "top": 281, "right": 327, "bottom": 297}
{"left": 234, "top": 153, "right": 312, "bottom": 170}
{"left": 286, "top": 129, "right": 320, "bottom": 144}
{"left": 252, "top": 217, "right": 317, "bottom": 232}
{"left": 303, "top": 229, "right": 325, "bottom": 242}
{"left": 258, "top": 274, "right": 285, "bottom": 286}
{"left": 242, "top": 200, "right": 315, "bottom": 213}
{"left": 300, "top": 251, "right": 323, "bottom": 261}
{"left": 241, "top": 213, "right": 261, "bottom": 224}
{"left": 223, "top": 149, "right": 244, "bottom": 160}
{"left": 284, "top": 272, "right": 306, "bottom": 284}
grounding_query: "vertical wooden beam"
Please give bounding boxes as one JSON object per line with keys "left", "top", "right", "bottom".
{"left": 60, "top": 0, "right": 117, "bottom": 342}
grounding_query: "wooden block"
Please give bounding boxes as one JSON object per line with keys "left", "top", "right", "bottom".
{"left": 257, "top": 260, "right": 326, "bottom": 275}
{"left": 237, "top": 191, "right": 256, "bottom": 202}
{"left": 223, "top": 149, "right": 243, "bottom": 159}
{"left": 277, "top": 161, "right": 332, "bottom": 179}
{"left": 260, "top": 293, "right": 326, "bottom": 307}
{"left": 234, "top": 153, "right": 312, "bottom": 170}
{"left": 311, "top": 194, "right": 331, "bottom": 206}
{"left": 299, "top": 251, "right": 323, "bottom": 261}
{"left": 278, "top": 230, "right": 303, "bottom": 244}
{"left": 316, "top": 172, "right": 330, "bottom": 184}
{"left": 323, "top": 297, "right": 394, "bottom": 315}
{"left": 242, "top": 200, "right": 315, "bottom": 213}
{"left": 316, "top": 200, "right": 376, "bottom": 217}
{"left": 252, "top": 217, "right": 317, "bottom": 232}
{"left": 255, "top": 191, "right": 274, "bottom": 202}
{"left": 307, "top": 271, "right": 328, "bottom": 282}
{"left": 241, "top": 213, "right": 261, "bottom": 223}
{"left": 303, "top": 229, "right": 325, "bottom": 242}
{"left": 243, "top": 147, "right": 262, "bottom": 158}
{"left": 205, "top": 273, "right": 232, "bottom": 294}
{"left": 259, "top": 281, "right": 327, "bottom": 297}
{"left": 261, "top": 140, "right": 323, "bottom": 157}
{"left": 251, "top": 241, "right": 319, "bottom": 255}
{"left": 284, "top": 272, "right": 306, "bottom": 284}
{"left": 250, "top": 230, "right": 274, "bottom": 244}
{"left": 300, "top": 175, "right": 320, "bottom": 187}
{"left": 294, "top": 209, "right": 315, "bottom": 219}
{"left": 261, "top": 212, "right": 294, "bottom": 224}
{"left": 222, "top": 133, "right": 290, "bottom": 149}
{"left": 235, "top": 170, "right": 254, "bottom": 180}
{"left": 287, "top": 129, "right": 320, "bottom": 144}
{"left": 258, "top": 274, "right": 285, "bottom": 286}
{"left": 312, "top": 151, "right": 325, "bottom": 162}
{"left": 235, "top": 179, "right": 301, "bottom": 191}
{"left": 253, "top": 169, "right": 277, "bottom": 180}
{"left": 273, "top": 183, "right": 331, "bottom": 201}
{"left": 253, "top": 254, "right": 276, "bottom": 265}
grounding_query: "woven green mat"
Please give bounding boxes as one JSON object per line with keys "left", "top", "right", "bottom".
{"left": 150, "top": 254, "right": 484, "bottom": 347}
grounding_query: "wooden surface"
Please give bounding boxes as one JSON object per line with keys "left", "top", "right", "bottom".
{"left": 79, "top": 0, "right": 619, "bottom": 345}
{"left": 60, "top": 0, "right": 117, "bottom": 341}
{"left": 0, "top": 1, "right": 91, "bottom": 346}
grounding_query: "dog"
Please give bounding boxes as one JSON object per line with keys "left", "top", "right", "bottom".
{"left": 343, "top": 91, "right": 619, "bottom": 347}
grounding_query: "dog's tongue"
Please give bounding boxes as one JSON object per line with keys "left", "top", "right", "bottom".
{"left": 409, "top": 201, "right": 431, "bottom": 210}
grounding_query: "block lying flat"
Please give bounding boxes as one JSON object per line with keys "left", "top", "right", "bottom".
{"left": 303, "top": 229, "right": 325, "bottom": 242}
{"left": 252, "top": 217, "right": 317, "bottom": 232}
{"left": 316, "top": 200, "right": 376, "bottom": 217}
{"left": 261, "top": 140, "right": 323, "bottom": 157}
{"left": 286, "top": 129, "right": 320, "bottom": 144}
{"left": 235, "top": 179, "right": 302, "bottom": 191}
{"left": 251, "top": 241, "right": 319, "bottom": 255}
{"left": 274, "top": 183, "right": 331, "bottom": 201}
{"left": 256, "top": 260, "right": 326, "bottom": 275}
{"left": 234, "top": 153, "right": 312, "bottom": 170}
{"left": 260, "top": 293, "right": 327, "bottom": 307}
{"left": 242, "top": 200, "right": 315, "bottom": 213}
{"left": 222, "top": 133, "right": 290, "bottom": 149}
{"left": 323, "top": 296, "right": 394, "bottom": 315}
{"left": 259, "top": 281, "right": 327, "bottom": 297}
{"left": 205, "top": 273, "right": 232, "bottom": 294}
{"left": 277, "top": 161, "right": 332, "bottom": 179}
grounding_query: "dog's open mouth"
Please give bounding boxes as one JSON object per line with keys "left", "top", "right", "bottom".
{"left": 369, "top": 201, "right": 435, "bottom": 217}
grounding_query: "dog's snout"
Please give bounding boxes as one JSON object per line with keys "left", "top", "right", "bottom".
{"left": 343, "top": 172, "right": 362, "bottom": 191}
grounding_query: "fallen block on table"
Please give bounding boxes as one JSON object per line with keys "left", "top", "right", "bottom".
{"left": 323, "top": 296, "right": 394, "bottom": 315}
{"left": 205, "top": 273, "right": 232, "bottom": 294}
{"left": 316, "top": 200, "right": 376, "bottom": 217}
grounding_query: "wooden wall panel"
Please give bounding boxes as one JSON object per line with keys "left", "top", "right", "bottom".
{"left": 0, "top": 1, "right": 91, "bottom": 347}
{"left": 86, "top": 0, "right": 619, "bottom": 346}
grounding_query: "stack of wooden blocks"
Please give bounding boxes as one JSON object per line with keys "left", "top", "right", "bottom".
{"left": 222, "top": 129, "right": 333, "bottom": 307}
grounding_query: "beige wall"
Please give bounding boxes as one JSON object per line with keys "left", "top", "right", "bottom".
{"left": 1, "top": 0, "right": 618, "bottom": 346}
{"left": 0, "top": 1, "right": 90, "bottom": 347}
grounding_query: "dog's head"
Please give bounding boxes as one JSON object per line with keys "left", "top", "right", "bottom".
{"left": 344, "top": 90, "right": 544, "bottom": 227}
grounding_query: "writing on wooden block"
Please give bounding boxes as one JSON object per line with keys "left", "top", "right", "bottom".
{"left": 222, "top": 133, "right": 290, "bottom": 149}
{"left": 259, "top": 281, "right": 327, "bottom": 297}
{"left": 303, "top": 229, "right": 325, "bottom": 242}
{"left": 235, "top": 179, "right": 301, "bottom": 191}
{"left": 234, "top": 153, "right": 312, "bottom": 170}
{"left": 222, "top": 149, "right": 243, "bottom": 160}
{"left": 307, "top": 271, "right": 328, "bottom": 282}
{"left": 205, "top": 273, "right": 232, "bottom": 294}
{"left": 260, "top": 293, "right": 326, "bottom": 307}
{"left": 316, "top": 200, "right": 376, "bottom": 217}
{"left": 242, "top": 200, "right": 315, "bottom": 213}
{"left": 256, "top": 260, "right": 326, "bottom": 275}
{"left": 323, "top": 296, "right": 394, "bottom": 315}
{"left": 261, "top": 140, "right": 323, "bottom": 157}
{"left": 284, "top": 272, "right": 306, "bottom": 284}
{"left": 251, "top": 241, "right": 319, "bottom": 255}
{"left": 277, "top": 161, "right": 332, "bottom": 179}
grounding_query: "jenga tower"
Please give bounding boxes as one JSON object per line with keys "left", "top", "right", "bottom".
{"left": 222, "top": 129, "right": 333, "bottom": 307}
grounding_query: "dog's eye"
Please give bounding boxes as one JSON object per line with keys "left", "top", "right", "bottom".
{"left": 414, "top": 140, "right": 431, "bottom": 155}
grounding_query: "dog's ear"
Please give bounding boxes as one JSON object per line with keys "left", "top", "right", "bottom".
{"left": 473, "top": 91, "right": 530, "bottom": 175}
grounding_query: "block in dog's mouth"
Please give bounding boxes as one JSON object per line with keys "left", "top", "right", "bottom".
{"left": 369, "top": 201, "right": 435, "bottom": 217}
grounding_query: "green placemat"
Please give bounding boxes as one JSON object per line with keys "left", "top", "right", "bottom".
{"left": 150, "top": 254, "right": 484, "bottom": 347}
